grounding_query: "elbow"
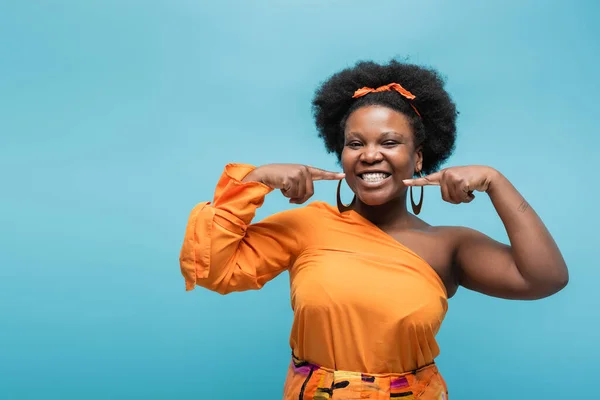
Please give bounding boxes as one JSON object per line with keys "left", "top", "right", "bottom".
{"left": 546, "top": 275, "right": 569, "bottom": 297}
{"left": 530, "top": 264, "right": 569, "bottom": 299}
{"left": 554, "top": 269, "right": 569, "bottom": 292}
{"left": 553, "top": 260, "right": 570, "bottom": 292}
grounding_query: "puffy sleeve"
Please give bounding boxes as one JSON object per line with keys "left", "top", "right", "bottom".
{"left": 179, "top": 163, "right": 305, "bottom": 294}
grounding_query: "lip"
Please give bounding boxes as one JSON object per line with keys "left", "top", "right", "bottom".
{"left": 356, "top": 170, "right": 392, "bottom": 175}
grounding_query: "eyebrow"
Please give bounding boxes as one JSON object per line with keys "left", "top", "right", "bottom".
{"left": 347, "top": 131, "right": 407, "bottom": 138}
{"left": 381, "top": 131, "right": 406, "bottom": 137}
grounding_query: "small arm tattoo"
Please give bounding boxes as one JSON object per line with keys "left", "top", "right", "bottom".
{"left": 517, "top": 200, "right": 530, "bottom": 213}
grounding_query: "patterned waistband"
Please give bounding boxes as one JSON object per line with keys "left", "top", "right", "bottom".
{"left": 292, "top": 353, "right": 438, "bottom": 376}
{"left": 284, "top": 355, "right": 448, "bottom": 400}
{"left": 287, "top": 354, "right": 447, "bottom": 400}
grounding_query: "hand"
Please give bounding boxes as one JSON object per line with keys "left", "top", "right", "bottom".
{"left": 402, "top": 166, "right": 499, "bottom": 204}
{"left": 242, "top": 163, "right": 345, "bottom": 204}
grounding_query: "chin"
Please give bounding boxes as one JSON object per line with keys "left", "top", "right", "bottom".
{"left": 356, "top": 194, "right": 393, "bottom": 207}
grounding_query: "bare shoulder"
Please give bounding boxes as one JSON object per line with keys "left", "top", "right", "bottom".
{"left": 423, "top": 224, "right": 486, "bottom": 243}
{"left": 409, "top": 224, "right": 501, "bottom": 298}
{"left": 394, "top": 220, "right": 470, "bottom": 297}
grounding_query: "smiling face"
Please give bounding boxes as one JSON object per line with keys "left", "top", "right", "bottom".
{"left": 341, "top": 105, "right": 423, "bottom": 206}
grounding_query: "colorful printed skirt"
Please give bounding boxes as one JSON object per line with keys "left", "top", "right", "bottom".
{"left": 283, "top": 354, "right": 448, "bottom": 399}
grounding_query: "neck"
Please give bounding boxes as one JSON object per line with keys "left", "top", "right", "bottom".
{"left": 353, "top": 193, "right": 413, "bottom": 230}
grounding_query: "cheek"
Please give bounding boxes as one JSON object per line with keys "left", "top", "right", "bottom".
{"left": 386, "top": 148, "right": 413, "bottom": 168}
{"left": 340, "top": 148, "right": 352, "bottom": 171}
{"left": 340, "top": 150, "right": 359, "bottom": 189}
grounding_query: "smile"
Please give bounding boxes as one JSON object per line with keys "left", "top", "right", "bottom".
{"left": 358, "top": 172, "right": 392, "bottom": 187}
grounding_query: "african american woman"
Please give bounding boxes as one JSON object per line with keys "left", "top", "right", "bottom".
{"left": 179, "top": 60, "right": 568, "bottom": 399}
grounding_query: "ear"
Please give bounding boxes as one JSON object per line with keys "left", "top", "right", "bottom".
{"left": 414, "top": 145, "right": 423, "bottom": 174}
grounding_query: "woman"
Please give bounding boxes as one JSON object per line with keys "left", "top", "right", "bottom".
{"left": 179, "top": 60, "right": 568, "bottom": 399}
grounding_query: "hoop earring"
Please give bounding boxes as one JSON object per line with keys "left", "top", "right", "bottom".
{"left": 410, "top": 171, "right": 424, "bottom": 215}
{"left": 336, "top": 179, "right": 355, "bottom": 213}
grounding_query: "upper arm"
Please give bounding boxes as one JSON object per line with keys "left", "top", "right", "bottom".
{"left": 452, "top": 227, "right": 538, "bottom": 300}
{"left": 230, "top": 208, "right": 306, "bottom": 285}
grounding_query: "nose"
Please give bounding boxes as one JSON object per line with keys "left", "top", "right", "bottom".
{"left": 359, "top": 144, "right": 384, "bottom": 164}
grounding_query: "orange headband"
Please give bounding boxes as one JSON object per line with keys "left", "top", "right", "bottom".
{"left": 352, "top": 82, "right": 421, "bottom": 118}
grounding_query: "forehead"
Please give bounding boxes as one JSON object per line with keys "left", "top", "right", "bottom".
{"left": 345, "top": 105, "right": 413, "bottom": 137}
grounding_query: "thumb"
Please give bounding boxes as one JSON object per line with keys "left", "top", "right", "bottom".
{"left": 403, "top": 171, "right": 442, "bottom": 186}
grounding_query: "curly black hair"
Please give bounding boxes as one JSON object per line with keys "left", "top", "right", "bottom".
{"left": 312, "top": 59, "right": 458, "bottom": 174}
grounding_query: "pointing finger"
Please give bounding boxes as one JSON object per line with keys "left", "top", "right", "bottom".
{"left": 403, "top": 171, "right": 442, "bottom": 186}
{"left": 308, "top": 166, "right": 346, "bottom": 181}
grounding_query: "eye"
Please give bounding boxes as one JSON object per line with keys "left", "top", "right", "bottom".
{"left": 382, "top": 140, "right": 400, "bottom": 147}
{"left": 345, "top": 141, "right": 362, "bottom": 149}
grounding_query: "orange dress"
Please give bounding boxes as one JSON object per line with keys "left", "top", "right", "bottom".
{"left": 179, "top": 164, "right": 449, "bottom": 395}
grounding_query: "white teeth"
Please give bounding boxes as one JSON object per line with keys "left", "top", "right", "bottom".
{"left": 361, "top": 173, "right": 389, "bottom": 182}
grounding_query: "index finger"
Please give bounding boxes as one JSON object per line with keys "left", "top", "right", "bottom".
{"left": 403, "top": 171, "right": 442, "bottom": 186}
{"left": 307, "top": 166, "right": 346, "bottom": 181}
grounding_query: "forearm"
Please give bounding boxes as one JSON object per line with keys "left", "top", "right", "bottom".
{"left": 486, "top": 169, "right": 569, "bottom": 289}
{"left": 179, "top": 164, "right": 274, "bottom": 293}
{"left": 179, "top": 202, "right": 246, "bottom": 293}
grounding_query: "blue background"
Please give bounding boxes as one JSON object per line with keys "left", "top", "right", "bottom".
{"left": 1, "top": 0, "right": 598, "bottom": 398}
